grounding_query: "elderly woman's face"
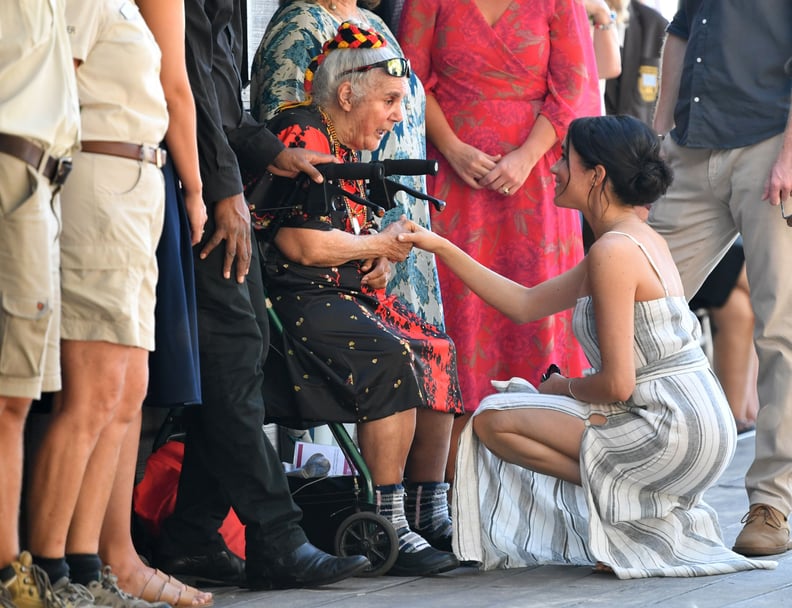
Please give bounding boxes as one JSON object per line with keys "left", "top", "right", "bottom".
{"left": 344, "top": 72, "right": 406, "bottom": 151}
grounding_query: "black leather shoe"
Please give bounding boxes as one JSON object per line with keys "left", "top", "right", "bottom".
{"left": 419, "top": 528, "right": 453, "bottom": 553}
{"left": 157, "top": 548, "right": 246, "bottom": 586}
{"left": 247, "top": 542, "right": 370, "bottom": 589}
{"left": 386, "top": 546, "right": 459, "bottom": 576}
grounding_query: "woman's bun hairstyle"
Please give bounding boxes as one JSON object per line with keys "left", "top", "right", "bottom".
{"left": 567, "top": 115, "right": 673, "bottom": 207}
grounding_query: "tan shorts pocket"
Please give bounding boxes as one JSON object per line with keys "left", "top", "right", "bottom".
{"left": 0, "top": 294, "right": 53, "bottom": 378}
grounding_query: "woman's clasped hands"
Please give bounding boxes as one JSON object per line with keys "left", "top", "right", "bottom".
{"left": 445, "top": 139, "right": 536, "bottom": 197}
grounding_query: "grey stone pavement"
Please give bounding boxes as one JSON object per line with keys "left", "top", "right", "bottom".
{"left": 200, "top": 431, "right": 791, "bottom": 608}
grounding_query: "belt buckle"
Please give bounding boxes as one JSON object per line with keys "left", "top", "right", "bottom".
{"left": 52, "top": 157, "right": 73, "bottom": 189}
{"left": 37, "top": 151, "right": 72, "bottom": 192}
{"left": 154, "top": 147, "right": 165, "bottom": 169}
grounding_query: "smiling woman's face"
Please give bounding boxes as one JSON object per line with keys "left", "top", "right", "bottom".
{"left": 550, "top": 139, "right": 594, "bottom": 210}
{"left": 343, "top": 71, "right": 406, "bottom": 151}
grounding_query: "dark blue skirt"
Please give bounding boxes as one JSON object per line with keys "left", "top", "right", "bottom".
{"left": 145, "top": 157, "right": 201, "bottom": 407}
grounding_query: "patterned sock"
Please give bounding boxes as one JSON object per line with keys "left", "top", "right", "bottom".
{"left": 31, "top": 555, "right": 69, "bottom": 584}
{"left": 65, "top": 553, "right": 101, "bottom": 585}
{"left": 376, "top": 484, "right": 431, "bottom": 554}
{"left": 405, "top": 481, "right": 453, "bottom": 538}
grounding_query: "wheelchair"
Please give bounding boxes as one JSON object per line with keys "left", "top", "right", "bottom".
{"left": 253, "top": 159, "right": 445, "bottom": 576}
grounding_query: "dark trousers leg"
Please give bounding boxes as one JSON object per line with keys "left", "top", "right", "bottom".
{"left": 159, "top": 220, "right": 305, "bottom": 563}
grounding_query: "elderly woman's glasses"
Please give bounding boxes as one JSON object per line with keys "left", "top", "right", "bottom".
{"left": 340, "top": 57, "right": 411, "bottom": 79}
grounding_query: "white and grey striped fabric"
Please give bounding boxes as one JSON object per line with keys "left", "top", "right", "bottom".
{"left": 452, "top": 294, "right": 777, "bottom": 578}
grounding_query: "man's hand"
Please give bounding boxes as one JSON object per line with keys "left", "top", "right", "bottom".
{"left": 267, "top": 147, "right": 337, "bottom": 183}
{"left": 199, "top": 193, "right": 251, "bottom": 283}
{"left": 762, "top": 146, "right": 792, "bottom": 226}
{"left": 360, "top": 257, "right": 391, "bottom": 290}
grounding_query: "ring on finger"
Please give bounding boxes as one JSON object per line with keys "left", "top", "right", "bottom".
{"left": 502, "top": 186, "right": 510, "bottom": 195}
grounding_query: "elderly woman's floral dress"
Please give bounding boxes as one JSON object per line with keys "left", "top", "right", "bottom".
{"left": 253, "top": 104, "right": 462, "bottom": 426}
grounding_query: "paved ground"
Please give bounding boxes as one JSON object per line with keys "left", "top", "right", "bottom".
{"left": 198, "top": 430, "right": 791, "bottom": 608}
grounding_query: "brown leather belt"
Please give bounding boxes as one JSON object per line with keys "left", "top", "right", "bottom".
{"left": 0, "top": 132, "right": 73, "bottom": 188}
{"left": 80, "top": 140, "right": 167, "bottom": 168}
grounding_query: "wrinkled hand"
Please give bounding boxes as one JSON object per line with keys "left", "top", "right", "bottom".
{"left": 537, "top": 373, "right": 569, "bottom": 396}
{"left": 445, "top": 140, "right": 502, "bottom": 189}
{"left": 184, "top": 190, "right": 208, "bottom": 246}
{"left": 199, "top": 193, "right": 251, "bottom": 282}
{"left": 360, "top": 256, "right": 391, "bottom": 290}
{"left": 268, "top": 147, "right": 337, "bottom": 182}
{"left": 377, "top": 216, "right": 415, "bottom": 262}
{"left": 478, "top": 148, "right": 534, "bottom": 197}
{"left": 762, "top": 148, "right": 792, "bottom": 226}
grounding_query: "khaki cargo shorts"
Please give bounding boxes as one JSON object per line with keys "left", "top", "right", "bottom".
{"left": 0, "top": 152, "right": 61, "bottom": 399}
{"left": 59, "top": 151, "right": 164, "bottom": 351}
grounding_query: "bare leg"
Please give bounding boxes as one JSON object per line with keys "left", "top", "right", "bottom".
{"left": 0, "top": 397, "right": 32, "bottom": 566}
{"left": 28, "top": 340, "right": 131, "bottom": 557}
{"left": 473, "top": 408, "right": 589, "bottom": 485}
{"left": 357, "top": 409, "right": 415, "bottom": 485}
{"left": 405, "top": 409, "right": 453, "bottom": 482}
{"left": 709, "top": 265, "right": 758, "bottom": 429}
{"left": 444, "top": 412, "right": 471, "bottom": 489}
{"left": 99, "top": 410, "right": 212, "bottom": 607}
{"left": 404, "top": 410, "right": 455, "bottom": 549}
{"left": 743, "top": 345, "right": 760, "bottom": 424}
{"left": 67, "top": 347, "right": 148, "bottom": 554}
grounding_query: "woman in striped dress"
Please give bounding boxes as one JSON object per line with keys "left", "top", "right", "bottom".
{"left": 398, "top": 115, "right": 776, "bottom": 578}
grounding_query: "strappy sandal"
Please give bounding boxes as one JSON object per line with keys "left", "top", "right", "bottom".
{"left": 137, "top": 568, "right": 213, "bottom": 607}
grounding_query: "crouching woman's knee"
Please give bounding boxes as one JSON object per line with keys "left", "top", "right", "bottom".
{"left": 472, "top": 409, "right": 502, "bottom": 450}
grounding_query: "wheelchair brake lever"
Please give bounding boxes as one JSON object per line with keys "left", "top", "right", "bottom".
{"left": 379, "top": 178, "right": 447, "bottom": 212}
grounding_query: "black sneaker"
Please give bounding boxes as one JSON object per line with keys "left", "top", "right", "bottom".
{"left": 386, "top": 546, "right": 459, "bottom": 576}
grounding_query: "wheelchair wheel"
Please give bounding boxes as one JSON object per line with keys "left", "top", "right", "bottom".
{"left": 334, "top": 511, "right": 398, "bottom": 577}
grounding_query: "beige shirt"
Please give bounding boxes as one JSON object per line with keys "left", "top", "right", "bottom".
{"left": 65, "top": 0, "right": 168, "bottom": 146}
{"left": 0, "top": 0, "right": 80, "bottom": 157}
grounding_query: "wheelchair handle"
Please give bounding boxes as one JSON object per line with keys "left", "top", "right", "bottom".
{"left": 316, "top": 162, "right": 384, "bottom": 181}
{"left": 380, "top": 159, "right": 439, "bottom": 177}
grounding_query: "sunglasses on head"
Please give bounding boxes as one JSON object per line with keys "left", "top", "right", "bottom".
{"left": 340, "top": 57, "right": 411, "bottom": 79}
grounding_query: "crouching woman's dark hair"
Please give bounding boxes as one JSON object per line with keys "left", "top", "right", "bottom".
{"left": 568, "top": 115, "right": 673, "bottom": 207}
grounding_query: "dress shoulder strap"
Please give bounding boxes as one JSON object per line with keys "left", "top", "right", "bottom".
{"left": 606, "top": 231, "right": 670, "bottom": 296}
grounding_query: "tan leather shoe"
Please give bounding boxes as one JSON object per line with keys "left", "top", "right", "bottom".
{"left": 4, "top": 551, "right": 60, "bottom": 608}
{"left": 732, "top": 504, "right": 792, "bottom": 556}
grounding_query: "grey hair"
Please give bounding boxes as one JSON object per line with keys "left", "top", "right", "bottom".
{"left": 311, "top": 45, "right": 399, "bottom": 108}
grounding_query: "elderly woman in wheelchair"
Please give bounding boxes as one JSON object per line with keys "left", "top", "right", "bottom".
{"left": 248, "top": 23, "right": 462, "bottom": 577}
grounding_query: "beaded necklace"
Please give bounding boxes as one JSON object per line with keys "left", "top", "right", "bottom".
{"left": 318, "top": 106, "right": 369, "bottom": 235}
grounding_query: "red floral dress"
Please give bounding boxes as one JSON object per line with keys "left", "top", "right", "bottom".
{"left": 399, "top": 0, "right": 600, "bottom": 410}
{"left": 255, "top": 105, "right": 463, "bottom": 426}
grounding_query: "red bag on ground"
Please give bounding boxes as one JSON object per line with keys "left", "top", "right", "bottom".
{"left": 132, "top": 440, "right": 246, "bottom": 559}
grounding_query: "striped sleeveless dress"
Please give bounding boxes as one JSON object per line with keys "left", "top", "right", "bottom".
{"left": 452, "top": 233, "right": 776, "bottom": 578}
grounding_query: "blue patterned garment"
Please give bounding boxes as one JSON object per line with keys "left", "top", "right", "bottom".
{"left": 250, "top": 1, "right": 445, "bottom": 328}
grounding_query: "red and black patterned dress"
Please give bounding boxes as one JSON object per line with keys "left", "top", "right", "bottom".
{"left": 256, "top": 105, "right": 463, "bottom": 426}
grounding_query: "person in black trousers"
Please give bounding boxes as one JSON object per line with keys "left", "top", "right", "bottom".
{"left": 154, "top": 0, "right": 369, "bottom": 589}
